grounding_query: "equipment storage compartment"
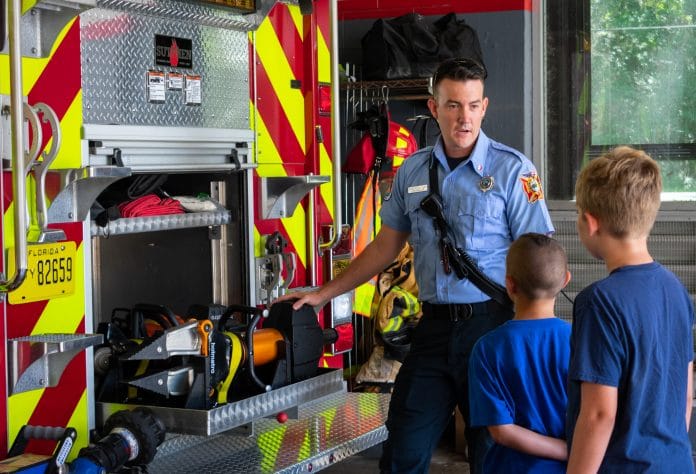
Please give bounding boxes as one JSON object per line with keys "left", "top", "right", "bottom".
{"left": 90, "top": 168, "right": 351, "bottom": 434}
{"left": 91, "top": 172, "right": 250, "bottom": 317}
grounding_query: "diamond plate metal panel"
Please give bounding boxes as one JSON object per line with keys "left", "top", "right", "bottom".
{"left": 146, "top": 392, "right": 390, "bottom": 473}
{"left": 94, "top": 0, "right": 287, "bottom": 32}
{"left": 81, "top": 8, "right": 250, "bottom": 128}
{"left": 90, "top": 210, "right": 231, "bottom": 236}
{"left": 97, "top": 369, "right": 348, "bottom": 436}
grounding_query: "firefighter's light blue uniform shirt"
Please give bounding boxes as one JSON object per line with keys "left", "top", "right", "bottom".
{"left": 380, "top": 131, "right": 555, "bottom": 304}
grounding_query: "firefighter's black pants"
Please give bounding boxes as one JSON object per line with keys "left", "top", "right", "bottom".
{"left": 379, "top": 300, "right": 512, "bottom": 474}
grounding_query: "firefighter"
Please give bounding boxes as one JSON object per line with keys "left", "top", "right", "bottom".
{"left": 281, "top": 58, "right": 554, "bottom": 473}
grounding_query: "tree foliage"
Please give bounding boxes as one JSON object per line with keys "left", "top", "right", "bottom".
{"left": 591, "top": 0, "right": 696, "bottom": 192}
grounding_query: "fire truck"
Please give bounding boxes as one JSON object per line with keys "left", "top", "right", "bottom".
{"left": 0, "top": 0, "right": 389, "bottom": 471}
{"left": 9, "top": 0, "right": 694, "bottom": 470}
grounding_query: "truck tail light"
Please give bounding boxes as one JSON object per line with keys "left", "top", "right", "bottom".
{"left": 318, "top": 83, "right": 331, "bottom": 116}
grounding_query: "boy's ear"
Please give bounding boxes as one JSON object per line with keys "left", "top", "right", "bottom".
{"left": 505, "top": 275, "right": 516, "bottom": 297}
{"left": 583, "top": 211, "right": 601, "bottom": 235}
{"left": 563, "top": 270, "right": 572, "bottom": 289}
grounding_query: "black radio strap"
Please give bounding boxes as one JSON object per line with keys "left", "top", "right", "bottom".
{"left": 427, "top": 156, "right": 512, "bottom": 308}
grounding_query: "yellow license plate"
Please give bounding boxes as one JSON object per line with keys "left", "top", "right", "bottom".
{"left": 7, "top": 242, "right": 77, "bottom": 304}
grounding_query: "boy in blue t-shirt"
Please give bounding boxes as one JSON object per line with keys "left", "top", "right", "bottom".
{"left": 567, "top": 146, "right": 694, "bottom": 473}
{"left": 469, "top": 233, "right": 571, "bottom": 473}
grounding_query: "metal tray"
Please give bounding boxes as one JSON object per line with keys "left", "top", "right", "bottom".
{"left": 97, "top": 369, "right": 347, "bottom": 436}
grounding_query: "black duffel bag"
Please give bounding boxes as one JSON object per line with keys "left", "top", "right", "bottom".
{"left": 361, "top": 18, "right": 413, "bottom": 80}
{"left": 361, "top": 12, "right": 485, "bottom": 80}
{"left": 433, "top": 13, "right": 484, "bottom": 68}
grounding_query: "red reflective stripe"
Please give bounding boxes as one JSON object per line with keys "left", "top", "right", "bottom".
{"left": 254, "top": 61, "right": 304, "bottom": 170}
{"left": 267, "top": 4, "right": 304, "bottom": 83}
{"left": 26, "top": 335, "right": 87, "bottom": 455}
{"left": 2, "top": 172, "right": 12, "bottom": 214}
{"left": 55, "top": 222, "right": 84, "bottom": 246}
{"left": 313, "top": 123, "right": 333, "bottom": 225}
{"left": 254, "top": 51, "right": 334, "bottom": 236}
{"left": 314, "top": 1, "right": 335, "bottom": 225}
{"left": 253, "top": 174, "right": 308, "bottom": 287}
{"left": 28, "top": 19, "right": 81, "bottom": 153}
{"left": 339, "top": 0, "right": 532, "bottom": 20}
{"left": 315, "top": 0, "right": 330, "bottom": 52}
{"left": 7, "top": 301, "right": 49, "bottom": 339}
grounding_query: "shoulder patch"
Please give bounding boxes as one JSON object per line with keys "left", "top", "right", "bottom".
{"left": 520, "top": 172, "right": 544, "bottom": 203}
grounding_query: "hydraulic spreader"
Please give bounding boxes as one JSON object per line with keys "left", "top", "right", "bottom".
{"left": 95, "top": 302, "right": 338, "bottom": 409}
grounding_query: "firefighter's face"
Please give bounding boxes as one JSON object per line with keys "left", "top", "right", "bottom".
{"left": 427, "top": 78, "right": 488, "bottom": 159}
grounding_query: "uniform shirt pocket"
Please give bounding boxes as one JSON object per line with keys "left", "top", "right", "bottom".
{"left": 457, "top": 194, "right": 507, "bottom": 250}
{"left": 405, "top": 199, "right": 423, "bottom": 246}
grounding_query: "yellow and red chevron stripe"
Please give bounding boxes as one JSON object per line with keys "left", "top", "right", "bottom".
{"left": 314, "top": 0, "right": 335, "bottom": 239}
{"left": 0, "top": 17, "right": 87, "bottom": 457}
{"left": 251, "top": 0, "right": 334, "bottom": 289}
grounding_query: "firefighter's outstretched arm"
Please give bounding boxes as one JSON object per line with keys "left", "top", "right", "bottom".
{"left": 280, "top": 225, "right": 410, "bottom": 310}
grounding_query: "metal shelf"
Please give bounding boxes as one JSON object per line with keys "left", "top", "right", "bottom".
{"left": 91, "top": 210, "right": 231, "bottom": 237}
{"left": 260, "top": 175, "right": 330, "bottom": 219}
{"left": 8, "top": 334, "right": 104, "bottom": 395}
{"left": 97, "top": 369, "right": 348, "bottom": 436}
{"left": 342, "top": 78, "right": 431, "bottom": 100}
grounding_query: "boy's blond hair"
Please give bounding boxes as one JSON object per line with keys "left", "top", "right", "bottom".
{"left": 575, "top": 146, "right": 661, "bottom": 238}
{"left": 506, "top": 233, "right": 568, "bottom": 300}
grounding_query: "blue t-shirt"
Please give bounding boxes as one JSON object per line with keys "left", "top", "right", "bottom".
{"left": 469, "top": 317, "right": 571, "bottom": 473}
{"left": 567, "top": 262, "right": 694, "bottom": 472}
{"left": 380, "top": 132, "right": 554, "bottom": 304}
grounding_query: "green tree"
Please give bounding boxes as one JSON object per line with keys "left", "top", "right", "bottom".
{"left": 591, "top": 0, "right": 696, "bottom": 192}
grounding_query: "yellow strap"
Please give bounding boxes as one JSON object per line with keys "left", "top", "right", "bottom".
{"left": 217, "top": 332, "right": 244, "bottom": 404}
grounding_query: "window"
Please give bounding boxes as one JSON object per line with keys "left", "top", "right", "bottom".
{"left": 545, "top": 0, "right": 696, "bottom": 200}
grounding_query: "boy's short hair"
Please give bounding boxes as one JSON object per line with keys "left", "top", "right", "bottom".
{"left": 575, "top": 146, "right": 661, "bottom": 238}
{"left": 507, "top": 233, "right": 568, "bottom": 300}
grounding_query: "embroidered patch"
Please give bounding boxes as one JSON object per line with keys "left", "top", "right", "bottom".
{"left": 520, "top": 172, "right": 544, "bottom": 203}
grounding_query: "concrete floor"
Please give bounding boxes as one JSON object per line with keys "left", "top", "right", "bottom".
{"left": 323, "top": 440, "right": 470, "bottom": 473}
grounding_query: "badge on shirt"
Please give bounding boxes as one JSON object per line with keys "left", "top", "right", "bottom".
{"left": 479, "top": 176, "right": 494, "bottom": 193}
{"left": 520, "top": 172, "right": 544, "bottom": 203}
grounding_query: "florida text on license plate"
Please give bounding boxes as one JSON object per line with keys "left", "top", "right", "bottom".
{"left": 7, "top": 242, "right": 77, "bottom": 304}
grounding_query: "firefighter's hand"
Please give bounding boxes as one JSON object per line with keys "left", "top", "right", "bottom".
{"left": 275, "top": 290, "right": 328, "bottom": 311}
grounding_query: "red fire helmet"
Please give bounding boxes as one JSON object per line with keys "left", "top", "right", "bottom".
{"left": 344, "top": 121, "right": 418, "bottom": 175}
